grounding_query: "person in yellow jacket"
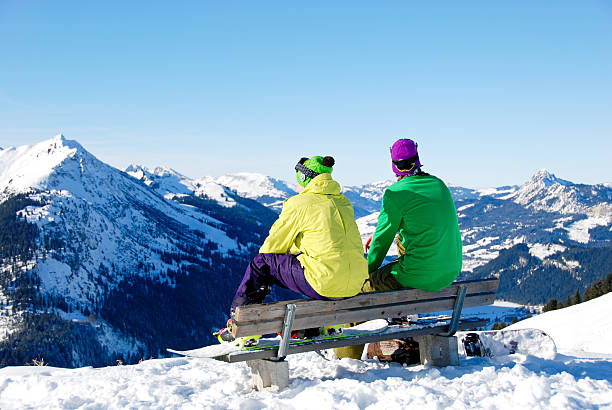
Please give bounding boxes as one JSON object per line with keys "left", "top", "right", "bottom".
{"left": 229, "top": 155, "right": 368, "bottom": 314}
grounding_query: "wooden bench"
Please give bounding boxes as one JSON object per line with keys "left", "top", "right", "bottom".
{"left": 220, "top": 278, "right": 499, "bottom": 390}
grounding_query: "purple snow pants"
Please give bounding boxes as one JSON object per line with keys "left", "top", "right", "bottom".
{"left": 231, "top": 253, "right": 329, "bottom": 310}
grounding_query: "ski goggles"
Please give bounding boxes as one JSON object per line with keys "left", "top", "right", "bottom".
{"left": 295, "top": 157, "right": 321, "bottom": 181}
{"left": 391, "top": 155, "right": 420, "bottom": 172}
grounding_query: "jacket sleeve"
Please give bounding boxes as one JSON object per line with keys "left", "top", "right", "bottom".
{"left": 259, "top": 200, "right": 301, "bottom": 254}
{"left": 367, "top": 190, "right": 402, "bottom": 272}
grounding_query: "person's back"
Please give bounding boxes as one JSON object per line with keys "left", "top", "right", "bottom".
{"left": 220, "top": 155, "right": 367, "bottom": 345}
{"left": 336, "top": 138, "right": 463, "bottom": 360}
{"left": 363, "top": 138, "right": 463, "bottom": 293}
{"left": 261, "top": 172, "right": 367, "bottom": 297}
{"left": 367, "top": 173, "right": 462, "bottom": 291}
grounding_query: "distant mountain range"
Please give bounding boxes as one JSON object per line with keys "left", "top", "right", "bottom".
{"left": 0, "top": 135, "right": 287, "bottom": 368}
{"left": 0, "top": 135, "right": 611, "bottom": 367}
{"left": 164, "top": 164, "right": 611, "bottom": 289}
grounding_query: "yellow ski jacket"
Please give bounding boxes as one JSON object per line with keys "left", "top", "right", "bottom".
{"left": 259, "top": 173, "right": 368, "bottom": 297}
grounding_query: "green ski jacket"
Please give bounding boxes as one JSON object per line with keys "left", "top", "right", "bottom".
{"left": 367, "top": 174, "right": 462, "bottom": 292}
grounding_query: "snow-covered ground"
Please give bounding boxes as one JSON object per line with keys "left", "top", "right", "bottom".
{"left": 1, "top": 295, "right": 611, "bottom": 409}
{"left": 508, "top": 292, "right": 612, "bottom": 357}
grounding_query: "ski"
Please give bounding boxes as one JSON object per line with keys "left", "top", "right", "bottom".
{"left": 167, "top": 319, "right": 388, "bottom": 359}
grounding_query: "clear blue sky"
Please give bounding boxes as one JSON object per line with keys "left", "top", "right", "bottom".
{"left": 1, "top": 1, "right": 610, "bottom": 187}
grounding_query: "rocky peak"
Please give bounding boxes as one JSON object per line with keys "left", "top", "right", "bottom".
{"left": 529, "top": 169, "right": 572, "bottom": 187}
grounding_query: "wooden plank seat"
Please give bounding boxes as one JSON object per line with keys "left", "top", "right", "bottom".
{"left": 223, "top": 278, "right": 499, "bottom": 390}
{"left": 232, "top": 278, "right": 499, "bottom": 338}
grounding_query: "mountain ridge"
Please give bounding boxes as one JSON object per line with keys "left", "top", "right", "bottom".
{"left": 0, "top": 136, "right": 275, "bottom": 367}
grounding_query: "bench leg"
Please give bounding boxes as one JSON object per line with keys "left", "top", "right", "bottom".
{"left": 246, "top": 359, "right": 289, "bottom": 391}
{"left": 414, "top": 335, "right": 459, "bottom": 367}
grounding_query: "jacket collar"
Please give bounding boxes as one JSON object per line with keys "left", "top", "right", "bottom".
{"left": 302, "top": 173, "right": 341, "bottom": 195}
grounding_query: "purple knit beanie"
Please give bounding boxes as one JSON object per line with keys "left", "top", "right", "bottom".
{"left": 390, "top": 139, "right": 422, "bottom": 176}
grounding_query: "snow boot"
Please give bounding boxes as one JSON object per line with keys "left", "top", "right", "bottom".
{"left": 214, "top": 319, "right": 261, "bottom": 347}
{"left": 275, "top": 327, "right": 321, "bottom": 339}
{"left": 462, "top": 332, "right": 485, "bottom": 357}
{"left": 320, "top": 324, "right": 345, "bottom": 336}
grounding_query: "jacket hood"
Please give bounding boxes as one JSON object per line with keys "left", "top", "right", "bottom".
{"left": 302, "top": 173, "right": 341, "bottom": 195}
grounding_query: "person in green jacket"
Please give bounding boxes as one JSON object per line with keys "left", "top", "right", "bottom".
{"left": 217, "top": 155, "right": 369, "bottom": 343}
{"left": 363, "top": 138, "right": 463, "bottom": 292}
{"left": 334, "top": 138, "right": 463, "bottom": 360}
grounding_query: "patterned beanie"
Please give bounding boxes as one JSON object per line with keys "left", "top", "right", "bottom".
{"left": 295, "top": 156, "right": 335, "bottom": 187}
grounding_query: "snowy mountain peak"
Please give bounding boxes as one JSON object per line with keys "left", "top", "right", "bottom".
{"left": 124, "top": 163, "right": 143, "bottom": 173}
{"left": 151, "top": 166, "right": 183, "bottom": 178}
{"left": 0, "top": 135, "right": 91, "bottom": 196}
{"left": 507, "top": 169, "right": 612, "bottom": 215}
{"left": 49, "top": 133, "right": 87, "bottom": 153}
{"left": 124, "top": 164, "right": 243, "bottom": 206}
{"left": 530, "top": 169, "right": 572, "bottom": 187}
{"left": 216, "top": 172, "right": 296, "bottom": 195}
{"left": 215, "top": 172, "right": 297, "bottom": 210}
{"left": 124, "top": 164, "right": 187, "bottom": 181}
{"left": 124, "top": 163, "right": 196, "bottom": 198}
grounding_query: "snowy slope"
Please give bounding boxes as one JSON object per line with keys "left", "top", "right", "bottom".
{"left": 508, "top": 292, "right": 612, "bottom": 356}
{"left": 1, "top": 294, "right": 610, "bottom": 409}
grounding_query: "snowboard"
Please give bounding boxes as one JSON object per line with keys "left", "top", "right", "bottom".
{"left": 458, "top": 328, "right": 557, "bottom": 359}
{"left": 167, "top": 319, "right": 389, "bottom": 359}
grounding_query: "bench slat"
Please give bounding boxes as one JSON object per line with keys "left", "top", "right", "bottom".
{"left": 233, "top": 292, "right": 495, "bottom": 337}
{"left": 234, "top": 279, "right": 499, "bottom": 323}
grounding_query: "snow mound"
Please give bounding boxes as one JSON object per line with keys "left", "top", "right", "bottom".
{"left": 508, "top": 292, "right": 612, "bottom": 355}
{"left": 1, "top": 349, "right": 611, "bottom": 409}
